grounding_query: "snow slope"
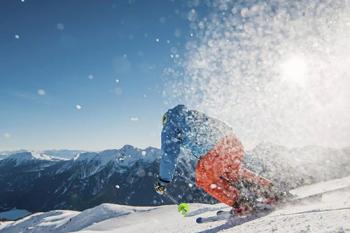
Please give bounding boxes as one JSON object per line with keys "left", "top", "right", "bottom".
{"left": 1, "top": 178, "right": 349, "bottom": 233}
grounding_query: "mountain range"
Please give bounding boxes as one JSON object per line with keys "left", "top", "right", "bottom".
{"left": 0, "top": 144, "right": 349, "bottom": 216}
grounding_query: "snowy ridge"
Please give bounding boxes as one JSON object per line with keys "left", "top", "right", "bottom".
{"left": 69, "top": 146, "right": 160, "bottom": 178}
{"left": 3, "top": 152, "right": 57, "bottom": 166}
{"left": 2, "top": 146, "right": 160, "bottom": 169}
{"left": 73, "top": 146, "right": 159, "bottom": 166}
{"left": 1, "top": 177, "right": 350, "bottom": 233}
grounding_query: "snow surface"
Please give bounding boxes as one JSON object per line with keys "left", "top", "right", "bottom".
{"left": 1, "top": 177, "right": 349, "bottom": 233}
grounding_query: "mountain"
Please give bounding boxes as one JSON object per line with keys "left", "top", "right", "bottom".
{"left": 42, "top": 149, "right": 85, "bottom": 160}
{"left": 0, "top": 145, "right": 213, "bottom": 214}
{"left": 0, "top": 149, "right": 84, "bottom": 161}
{"left": 1, "top": 177, "right": 350, "bottom": 233}
{"left": 0, "top": 144, "right": 349, "bottom": 216}
{"left": 0, "top": 150, "right": 27, "bottom": 160}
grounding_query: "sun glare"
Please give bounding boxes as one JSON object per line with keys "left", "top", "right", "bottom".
{"left": 280, "top": 55, "right": 308, "bottom": 86}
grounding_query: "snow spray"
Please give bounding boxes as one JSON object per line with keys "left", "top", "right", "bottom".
{"left": 164, "top": 0, "right": 350, "bottom": 149}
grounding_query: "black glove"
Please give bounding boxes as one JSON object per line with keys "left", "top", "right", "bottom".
{"left": 154, "top": 178, "right": 169, "bottom": 195}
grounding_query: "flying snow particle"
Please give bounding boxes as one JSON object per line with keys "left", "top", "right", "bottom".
{"left": 57, "top": 23, "right": 65, "bottom": 31}
{"left": 14, "top": 34, "right": 20, "bottom": 39}
{"left": 130, "top": 117, "right": 139, "bottom": 121}
{"left": 210, "top": 183, "right": 217, "bottom": 189}
{"left": 115, "top": 79, "right": 120, "bottom": 83}
{"left": 188, "top": 183, "right": 193, "bottom": 188}
{"left": 114, "top": 87, "right": 123, "bottom": 96}
{"left": 141, "top": 151, "right": 147, "bottom": 156}
{"left": 75, "top": 104, "right": 82, "bottom": 110}
{"left": 136, "top": 168, "right": 146, "bottom": 177}
{"left": 115, "top": 185, "right": 120, "bottom": 189}
{"left": 174, "top": 29, "right": 181, "bottom": 38}
{"left": 187, "top": 9, "right": 197, "bottom": 22}
{"left": 155, "top": 38, "right": 160, "bottom": 42}
{"left": 20, "top": 0, "right": 25, "bottom": 2}
{"left": 159, "top": 17, "right": 166, "bottom": 24}
{"left": 3, "top": 133, "right": 11, "bottom": 139}
{"left": 37, "top": 89, "right": 46, "bottom": 96}
{"left": 88, "top": 74, "right": 94, "bottom": 80}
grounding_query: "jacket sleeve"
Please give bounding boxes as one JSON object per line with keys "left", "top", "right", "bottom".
{"left": 159, "top": 122, "right": 182, "bottom": 183}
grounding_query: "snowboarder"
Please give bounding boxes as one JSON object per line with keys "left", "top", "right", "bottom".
{"left": 154, "top": 104, "right": 279, "bottom": 214}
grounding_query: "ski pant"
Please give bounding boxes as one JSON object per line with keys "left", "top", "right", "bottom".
{"left": 195, "top": 134, "right": 272, "bottom": 207}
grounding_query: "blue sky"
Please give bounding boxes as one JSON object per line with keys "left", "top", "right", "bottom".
{"left": 0, "top": 0, "right": 193, "bottom": 151}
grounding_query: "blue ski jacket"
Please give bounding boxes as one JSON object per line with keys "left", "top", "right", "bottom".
{"left": 159, "top": 105, "right": 233, "bottom": 183}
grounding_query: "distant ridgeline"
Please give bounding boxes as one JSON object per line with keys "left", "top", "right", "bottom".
{"left": 0, "top": 144, "right": 349, "bottom": 213}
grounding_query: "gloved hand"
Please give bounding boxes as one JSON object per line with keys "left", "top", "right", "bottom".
{"left": 154, "top": 179, "right": 169, "bottom": 195}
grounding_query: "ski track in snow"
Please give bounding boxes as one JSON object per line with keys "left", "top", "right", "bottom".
{"left": 1, "top": 178, "right": 350, "bottom": 233}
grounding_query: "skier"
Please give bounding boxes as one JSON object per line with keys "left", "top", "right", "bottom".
{"left": 154, "top": 104, "right": 279, "bottom": 214}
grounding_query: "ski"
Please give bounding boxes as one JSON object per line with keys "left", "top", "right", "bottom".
{"left": 196, "top": 211, "right": 232, "bottom": 223}
{"left": 196, "top": 208, "right": 273, "bottom": 224}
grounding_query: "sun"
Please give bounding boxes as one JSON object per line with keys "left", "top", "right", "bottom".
{"left": 279, "top": 54, "right": 308, "bottom": 87}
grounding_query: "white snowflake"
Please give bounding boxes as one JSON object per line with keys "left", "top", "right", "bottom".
{"left": 37, "top": 89, "right": 46, "bottom": 96}
{"left": 57, "top": 23, "right": 64, "bottom": 31}
{"left": 130, "top": 117, "right": 139, "bottom": 121}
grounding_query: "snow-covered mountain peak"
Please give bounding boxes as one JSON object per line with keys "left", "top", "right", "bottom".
{"left": 4, "top": 151, "right": 54, "bottom": 165}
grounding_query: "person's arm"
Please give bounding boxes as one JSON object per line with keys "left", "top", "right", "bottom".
{"left": 159, "top": 123, "right": 182, "bottom": 182}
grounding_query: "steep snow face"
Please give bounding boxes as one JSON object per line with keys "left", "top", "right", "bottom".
{"left": 1, "top": 178, "right": 350, "bottom": 233}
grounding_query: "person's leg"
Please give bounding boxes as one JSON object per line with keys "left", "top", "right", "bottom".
{"left": 238, "top": 167, "right": 272, "bottom": 188}
{"left": 195, "top": 150, "right": 239, "bottom": 207}
{"left": 216, "top": 135, "right": 277, "bottom": 213}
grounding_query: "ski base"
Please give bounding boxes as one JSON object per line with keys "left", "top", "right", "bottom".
{"left": 196, "top": 212, "right": 230, "bottom": 224}
{"left": 196, "top": 204, "right": 275, "bottom": 224}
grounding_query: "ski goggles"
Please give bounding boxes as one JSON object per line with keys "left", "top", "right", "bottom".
{"left": 162, "top": 113, "right": 168, "bottom": 126}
